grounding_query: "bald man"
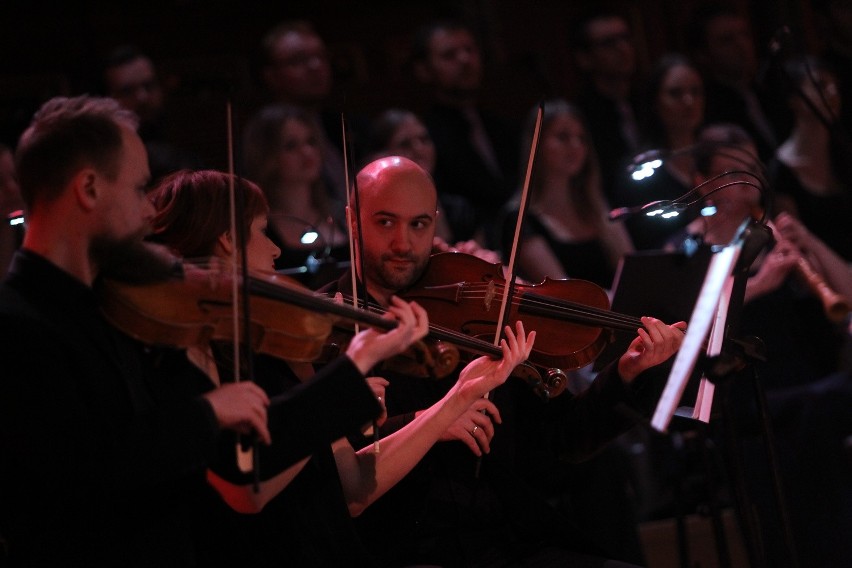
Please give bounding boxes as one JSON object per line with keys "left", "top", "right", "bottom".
{"left": 349, "top": 156, "right": 438, "bottom": 305}
{"left": 322, "top": 156, "right": 685, "bottom": 567}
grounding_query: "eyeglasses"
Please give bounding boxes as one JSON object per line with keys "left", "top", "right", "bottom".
{"left": 271, "top": 51, "right": 328, "bottom": 69}
{"left": 588, "top": 32, "right": 632, "bottom": 50}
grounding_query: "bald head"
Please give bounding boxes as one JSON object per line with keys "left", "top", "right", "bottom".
{"left": 351, "top": 156, "right": 439, "bottom": 304}
{"left": 355, "top": 155, "right": 437, "bottom": 207}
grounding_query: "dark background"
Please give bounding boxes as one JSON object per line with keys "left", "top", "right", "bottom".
{"left": 0, "top": 0, "right": 827, "bottom": 169}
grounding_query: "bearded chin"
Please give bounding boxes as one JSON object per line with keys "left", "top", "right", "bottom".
{"left": 377, "top": 257, "right": 429, "bottom": 292}
{"left": 92, "top": 233, "right": 181, "bottom": 284}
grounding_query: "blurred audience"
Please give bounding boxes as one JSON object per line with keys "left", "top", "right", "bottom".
{"left": 410, "top": 19, "right": 520, "bottom": 249}
{"left": 256, "top": 20, "right": 367, "bottom": 209}
{"left": 242, "top": 104, "right": 349, "bottom": 276}
{"left": 101, "top": 45, "right": 202, "bottom": 183}
{"left": 769, "top": 56, "right": 852, "bottom": 261}
{"left": 571, "top": 8, "right": 642, "bottom": 205}
{"left": 687, "top": 3, "right": 786, "bottom": 161}
{"left": 501, "top": 99, "right": 632, "bottom": 289}
{"left": 615, "top": 53, "right": 705, "bottom": 251}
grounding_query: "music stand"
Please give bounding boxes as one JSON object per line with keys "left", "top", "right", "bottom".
{"left": 595, "top": 245, "right": 713, "bottom": 387}
{"left": 606, "top": 221, "right": 797, "bottom": 568}
{"left": 597, "top": 243, "right": 737, "bottom": 565}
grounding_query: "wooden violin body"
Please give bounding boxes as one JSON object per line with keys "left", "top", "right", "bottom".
{"left": 401, "top": 252, "right": 644, "bottom": 385}
{"left": 100, "top": 266, "right": 463, "bottom": 377}
{"left": 100, "top": 268, "right": 339, "bottom": 362}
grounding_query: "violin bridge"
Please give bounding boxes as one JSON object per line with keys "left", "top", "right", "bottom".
{"left": 484, "top": 280, "right": 496, "bottom": 312}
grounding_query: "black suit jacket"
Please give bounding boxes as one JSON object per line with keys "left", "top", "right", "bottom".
{"left": 424, "top": 104, "right": 519, "bottom": 246}
{"left": 0, "top": 251, "right": 220, "bottom": 567}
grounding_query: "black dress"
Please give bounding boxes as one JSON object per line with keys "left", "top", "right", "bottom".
{"left": 502, "top": 209, "right": 616, "bottom": 288}
{"left": 195, "top": 353, "right": 382, "bottom": 568}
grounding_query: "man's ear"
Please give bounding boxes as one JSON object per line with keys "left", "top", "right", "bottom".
{"left": 345, "top": 205, "right": 359, "bottom": 241}
{"left": 71, "top": 168, "right": 99, "bottom": 212}
{"left": 216, "top": 231, "right": 234, "bottom": 256}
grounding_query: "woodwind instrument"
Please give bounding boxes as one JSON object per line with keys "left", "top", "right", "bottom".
{"left": 790, "top": 253, "right": 851, "bottom": 322}
{"left": 766, "top": 219, "right": 851, "bottom": 323}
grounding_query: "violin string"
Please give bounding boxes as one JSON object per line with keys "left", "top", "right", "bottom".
{"left": 327, "top": 292, "right": 504, "bottom": 356}
{"left": 517, "top": 291, "right": 642, "bottom": 329}
{"left": 447, "top": 286, "right": 643, "bottom": 330}
{"left": 449, "top": 281, "right": 642, "bottom": 326}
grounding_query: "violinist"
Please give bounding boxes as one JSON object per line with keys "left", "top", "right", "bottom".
{"left": 0, "top": 96, "right": 272, "bottom": 567}
{"left": 148, "top": 168, "right": 535, "bottom": 567}
{"left": 323, "top": 155, "right": 686, "bottom": 567}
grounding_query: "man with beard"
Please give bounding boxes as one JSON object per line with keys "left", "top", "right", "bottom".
{"left": 0, "top": 96, "right": 273, "bottom": 567}
{"left": 101, "top": 45, "right": 203, "bottom": 183}
{"left": 570, "top": 8, "right": 642, "bottom": 206}
{"left": 323, "top": 156, "right": 687, "bottom": 567}
{"left": 410, "top": 19, "right": 520, "bottom": 248}
{"left": 255, "top": 20, "right": 368, "bottom": 213}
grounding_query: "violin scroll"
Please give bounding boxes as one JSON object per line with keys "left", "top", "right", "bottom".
{"left": 508, "top": 363, "right": 567, "bottom": 400}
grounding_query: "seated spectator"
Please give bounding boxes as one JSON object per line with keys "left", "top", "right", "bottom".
{"left": 242, "top": 104, "right": 350, "bottom": 279}
{"left": 769, "top": 56, "right": 852, "bottom": 260}
{"left": 101, "top": 45, "right": 202, "bottom": 182}
{"left": 501, "top": 99, "right": 633, "bottom": 289}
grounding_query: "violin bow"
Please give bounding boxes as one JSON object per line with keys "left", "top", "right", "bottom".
{"left": 493, "top": 101, "right": 543, "bottom": 349}
{"left": 472, "top": 101, "right": 543, "bottom": 479}
{"left": 226, "top": 100, "right": 261, "bottom": 489}
{"left": 341, "top": 111, "right": 381, "bottom": 453}
{"left": 341, "top": 113, "right": 361, "bottom": 325}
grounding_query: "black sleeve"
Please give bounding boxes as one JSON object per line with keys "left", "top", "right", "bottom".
{"left": 547, "top": 362, "right": 651, "bottom": 462}
{"left": 214, "top": 356, "right": 382, "bottom": 481}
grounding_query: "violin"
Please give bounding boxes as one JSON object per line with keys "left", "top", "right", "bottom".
{"left": 98, "top": 264, "right": 506, "bottom": 381}
{"left": 400, "top": 252, "right": 645, "bottom": 374}
{"left": 100, "top": 267, "right": 342, "bottom": 362}
{"left": 100, "top": 262, "right": 563, "bottom": 395}
{"left": 318, "top": 292, "right": 551, "bottom": 392}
